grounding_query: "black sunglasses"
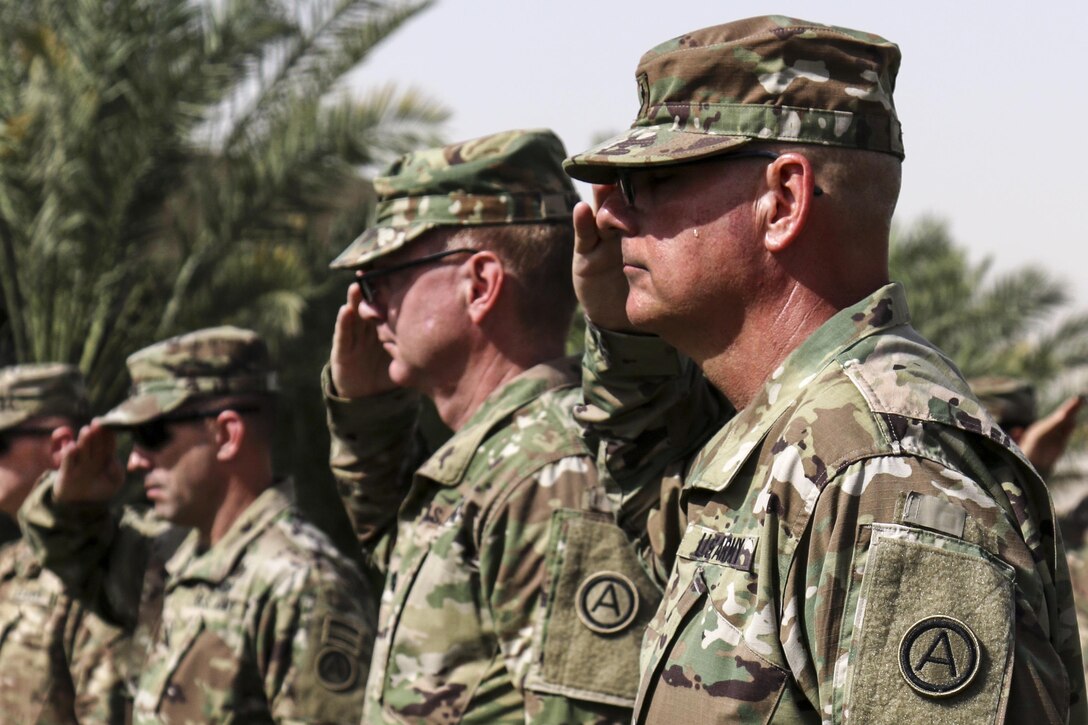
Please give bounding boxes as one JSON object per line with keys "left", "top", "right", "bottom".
{"left": 130, "top": 406, "right": 259, "bottom": 452}
{"left": 615, "top": 150, "right": 823, "bottom": 207}
{"left": 354, "top": 248, "right": 475, "bottom": 306}
{"left": 0, "top": 426, "right": 57, "bottom": 456}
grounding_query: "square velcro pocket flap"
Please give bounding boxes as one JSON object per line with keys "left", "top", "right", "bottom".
{"left": 527, "top": 509, "right": 661, "bottom": 706}
{"left": 845, "top": 523, "right": 1015, "bottom": 724}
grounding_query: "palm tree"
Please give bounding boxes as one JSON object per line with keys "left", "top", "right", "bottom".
{"left": 0, "top": 0, "right": 448, "bottom": 404}
{"left": 0, "top": 0, "right": 449, "bottom": 547}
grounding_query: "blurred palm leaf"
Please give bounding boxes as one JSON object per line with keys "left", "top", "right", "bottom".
{"left": 0, "top": 0, "right": 449, "bottom": 549}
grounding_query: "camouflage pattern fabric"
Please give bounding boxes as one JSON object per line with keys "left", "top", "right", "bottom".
{"left": 564, "top": 15, "right": 904, "bottom": 184}
{"left": 0, "top": 530, "right": 127, "bottom": 723}
{"left": 578, "top": 284, "right": 1085, "bottom": 723}
{"left": 329, "top": 128, "right": 580, "bottom": 270}
{"left": 0, "top": 363, "right": 88, "bottom": 431}
{"left": 1067, "top": 541, "right": 1088, "bottom": 701}
{"left": 22, "top": 478, "right": 374, "bottom": 724}
{"left": 325, "top": 358, "right": 655, "bottom": 723}
{"left": 99, "top": 326, "right": 277, "bottom": 427}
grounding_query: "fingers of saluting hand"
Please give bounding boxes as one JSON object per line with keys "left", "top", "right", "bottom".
{"left": 573, "top": 202, "right": 602, "bottom": 256}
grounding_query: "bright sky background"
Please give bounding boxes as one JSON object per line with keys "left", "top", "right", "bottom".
{"left": 353, "top": 0, "right": 1088, "bottom": 308}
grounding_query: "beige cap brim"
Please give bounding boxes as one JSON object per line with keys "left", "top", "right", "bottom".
{"left": 564, "top": 126, "right": 752, "bottom": 184}
{"left": 328, "top": 221, "right": 439, "bottom": 270}
{"left": 98, "top": 391, "right": 190, "bottom": 428}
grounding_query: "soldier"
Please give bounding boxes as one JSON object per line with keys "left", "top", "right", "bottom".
{"left": 22, "top": 327, "right": 374, "bottom": 723}
{"left": 564, "top": 15, "right": 1085, "bottom": 723}
{"left": 0, "top": 363, "right": 127, "bottom": 722}
{"left": 325, "top": 128, "right": 657, "bottom": 723}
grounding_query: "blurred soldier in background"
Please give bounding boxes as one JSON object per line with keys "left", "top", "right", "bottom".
{"left": 0, "top": 363, "right": 126, "bottom": 722}
{"left": 325, "top": 128, "right": 656, "bottom": 723}
{"left": 970, "top": 376, "right": 1085, "bottom": 479}
{"left": 22, "top": 327, "right": 373, "bottom": 723}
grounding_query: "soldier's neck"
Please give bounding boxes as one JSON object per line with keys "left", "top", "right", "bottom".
{"left": 430, "top": 349, "right": 531, "bottom": 432}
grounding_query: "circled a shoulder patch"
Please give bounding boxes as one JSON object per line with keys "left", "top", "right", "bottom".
{"left": 315, "top": 614, "right": 364, "bottom": 692}
{"left": 575, "top": 571, "right": 639, "bottom": 635}
{"left": 898, "top": 615, "right": 981, "bottom": 696}
{"left": 316, "top": 646, "right": 357, "bottom": 691}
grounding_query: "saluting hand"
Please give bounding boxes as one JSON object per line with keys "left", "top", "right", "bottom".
{"left": 572, "top": 188, "right": 636, "bottom": 332}
{"left": 54, "top": 422, "right": 124, "bottom": 504}
{"left": 1018, "top": 394, "right": 1086, "bottom": 478}
{"left": 330, "top": 281, "right": 397, "bottom": 399}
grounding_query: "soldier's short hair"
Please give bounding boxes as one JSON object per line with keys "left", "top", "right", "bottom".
{"left": 449, "top": 222, "right": 577, "bottom": 339}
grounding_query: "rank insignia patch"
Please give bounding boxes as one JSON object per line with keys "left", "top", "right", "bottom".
{"left": 898, "top": 616, "right": 980, "bottom": 696}
{"left": 575, "top": 571, "right": 639, "bottom": 635}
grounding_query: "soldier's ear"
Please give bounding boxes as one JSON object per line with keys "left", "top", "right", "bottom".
{"left": 463, "top": 250, "right": 504, "bottom": 325}
{"left": 212, "top": 411, "right": 245, "bottom": 462}
{"left": 760, "top": 152, "right": 815, "bottom": 254}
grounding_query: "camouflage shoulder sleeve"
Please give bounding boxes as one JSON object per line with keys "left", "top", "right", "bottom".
{"left": 23, "top": 479, "right": 174, "bottom": 636}
{"left": 260, "top": 555, "right": 371, "bottom": 723}
{"left": 577, "top": 323, "right": 730, "bottom": 583}
{"left": 784, "top": 453, "right": 1081, "bottom": 723}
{"left": 323, "top": 362, "right": 423, "bottom": 572}
{"left": 20, "top": 472, "right": 124, "bottom": 613}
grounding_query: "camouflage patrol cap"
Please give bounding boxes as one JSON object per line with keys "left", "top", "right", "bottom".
{"left": 329, "top": 128, "right": 580, "bottom": 270}
{"left": 0, "top": 364, "right": 89, "bottom": 432}
{"left": 564, "top": 15, "right": 904, "bottom": 184}
{"left": 99, "top": 326, "right": 277, "bottom": 427}
{"left": 969, "top": 376, "right": 1038, "bottom": 429}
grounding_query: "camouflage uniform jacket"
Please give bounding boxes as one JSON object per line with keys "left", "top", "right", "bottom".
{"left": 0, "top": 524, "right": 126, "bottom": 723}
{"left": 1065, "top": 538, "right": 1088, "bottom": 699}
{"left": 578, "top": 283, "right": 1086, "bottom": 724}
{"left": 23, "top": 478, "right": 374, "bottom": 724}
{"left": 325, "top": 358, "right": 659, "bottom": 724}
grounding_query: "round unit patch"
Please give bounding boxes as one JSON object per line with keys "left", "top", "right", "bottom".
{"left": 898, "top": 616, "right": 980, "bottom": 697}
{"left": 575, "top": 571, "right": 639, "bottom": 635}
{"left": 316, "top": 646, "right": 358, "bottom": 692}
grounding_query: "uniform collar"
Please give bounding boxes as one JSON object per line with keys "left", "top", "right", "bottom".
{"left": 416, "top": 357, "right": 578, "bottom": 486}
{"left": 688, "top": 283, "right": 910, "bottom": 491}
{"left": 165, "top": 478, "right": 295, "bottom": 586}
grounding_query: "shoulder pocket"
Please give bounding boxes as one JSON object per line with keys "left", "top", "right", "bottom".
{"left": 527, "top": 509, "right": 661, "bottom": 707}
{"left": 844, "top": 523, "right": 1016, "bottom": 724}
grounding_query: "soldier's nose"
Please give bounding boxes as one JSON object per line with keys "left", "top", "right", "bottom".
{"left": 127, "top": 448, "right": 151, "bottom": 472}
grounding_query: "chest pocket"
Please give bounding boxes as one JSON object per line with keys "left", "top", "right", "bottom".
{"left": 379, "top": 516, "right": 494, "bottom": 722}
{"left": 636, "top": 523, "right": 788, "bottom": 725}
{"left": 145, "top": 606, "right": 248, "bottom": 721}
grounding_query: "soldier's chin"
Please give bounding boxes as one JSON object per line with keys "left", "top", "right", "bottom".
{"left": 625, "top": 296, "right": 666, "bottom": 335}
{"left": 387, "top": 361, "right": 417, "bottom": 390}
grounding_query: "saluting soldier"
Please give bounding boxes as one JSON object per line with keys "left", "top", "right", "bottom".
{"left": 23, "top": 327, "right": 374, "bottom": 723}
{"left": 325, "top": 129, "right": 658, "bottom": 723}
{"left": 565, "top": 16, "right": 1085, "bottom": 723}
{"left": 0, "top": 364, "right": 127, "bottom": 722}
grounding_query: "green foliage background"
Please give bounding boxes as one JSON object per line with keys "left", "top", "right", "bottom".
{"left": 0, "top": 0, "right": 449, "bottom": 552}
